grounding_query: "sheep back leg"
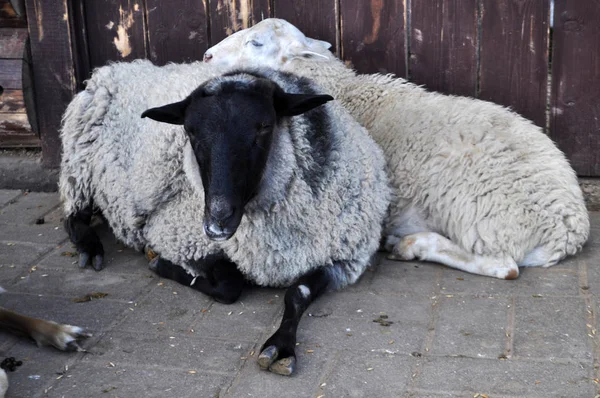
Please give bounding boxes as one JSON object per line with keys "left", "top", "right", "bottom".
{"left": 149, "top": 255, "right": 244, "bottom": 304}
{"left": 387, "top": 232, "right": 519, "bottom": 280}
{"left": 258, "top": 265, "right": 344, "bottom": 376}
{"left": 64, "top": 204, "right": 105, "bottom": 271}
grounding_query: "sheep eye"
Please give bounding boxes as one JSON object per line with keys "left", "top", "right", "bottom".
{"left": 249, "top": 40, "right": 263, "bottom": 48}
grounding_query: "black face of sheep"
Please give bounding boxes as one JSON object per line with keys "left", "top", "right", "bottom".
{"left": 141, "top": 77, "right": 333, "bottom": 241}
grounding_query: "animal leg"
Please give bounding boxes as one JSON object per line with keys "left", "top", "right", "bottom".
{"left": 258, "top": 265, "right": 338, "bottom": 376}
{"left": 64, "top": 205, "right": 104, "bottom": 271}
{"left": 0, "top": 307, "right": 91, "bottom": 351}
{"left": 387, "top": 232, "right": 519, "bottom": 280}
{"left": 149, "top": 255, "right": 244, "bottom": 304}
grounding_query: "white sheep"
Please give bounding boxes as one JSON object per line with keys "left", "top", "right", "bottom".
{"left": 59, "top": 64, "right": 390, "bottom": 375}
{"left": 204, "top": 18, "right": 590, "bottom": 279}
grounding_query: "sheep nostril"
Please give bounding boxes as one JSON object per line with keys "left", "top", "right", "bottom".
{"left": 204, "top": 53, "right": 213, "bottom": 62}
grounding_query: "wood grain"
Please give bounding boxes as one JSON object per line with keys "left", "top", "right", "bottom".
{"left": 0, "top": 59, "right": 22, "bottom": 89}
{"left": 25, "top": 0, "right": 76, "bottom": 166}
{"left": 340, "top": 0, "right": 406, "bottom": 76}
{"left": 83, "top": 0, "right": 147, "bottom": 68}
{"left": 410, "top": 0, "right": 478, "bottom": 96}
{"left": 550, "top": 1, "right": 600, "bottom": 176}
{"left": 0, "top": 27, "right": 27, "bottom": 58}
{"left": 210, "top": 0, "right": 270, "bottom": 46}
{"left": 479, "top": 0, "right": 550, "bottom": 127}
{"left": 146, "top": 0, "right": 208, "bottom": 64}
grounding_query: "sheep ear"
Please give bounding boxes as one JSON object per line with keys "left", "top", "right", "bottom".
{"left": 274, "top": 89, "right": 334, "bottom": 117}
{"left": 141, "top": 98, "right": 190, "bottom": 125}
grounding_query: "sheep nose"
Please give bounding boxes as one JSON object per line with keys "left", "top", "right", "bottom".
{"left": 209, "top": 197, "right": 234, "bottom": 224}
{"left": 203, "top": 52, "right": 213, "bottom": 62}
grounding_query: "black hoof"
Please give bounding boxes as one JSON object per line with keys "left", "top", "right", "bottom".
{"left": 269, "top": 356, "right": 296, "bottom": 376}
{"left": 78, "top": 252, "right": 104, "bottom": 270}
{"left": 257, "top": 345, "right": 278, "bottom": 369}
{"left": 258, "top": 342, "right": 297, "bottom": 375}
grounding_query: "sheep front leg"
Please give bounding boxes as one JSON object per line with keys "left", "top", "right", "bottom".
{"left": 149, "top": 255, "right": 244, "bottom": 304}
{"left": 258, "top": 266, "right": 334, "bottom": 376}
{"left": 64, "top": 205, "right": 105, "bottom": 271}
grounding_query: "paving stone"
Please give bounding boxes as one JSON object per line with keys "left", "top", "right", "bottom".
{"left": 441, "top": 266, "right": 580, "bottom": 297}
{"left": 224, "top": 346, "right": 336, "bottom": 397}
{"left": 296, "top": 292, "right": 431, "bottom": 354}
{"left": 47, "top": 363, "right": 231, "bottom": 398}
{"left": 0, "top": 192, "right": 60, "bottom": 225}
{"left": 0, "top": 222, "right": 68, "bottom": 245}
{"left": 0, "top": 189, "right": 22, "bottom": 207}
{"left": 513, "top": 297, "right": 592, "bottom": 360}
{"left": 370, "top": 256, "right": 440, "bottom": 297}
{"left": 114, "top": 282, "right": 213, "bottom": 335}
{"left": 10, "top": 269, "right": 154, "bottom": 302}
{"left": 0, "top": 241, "right": 54, "bottom": 266}
{"left": 431, "top": 296, "right": 509, "bottom": 359}
{"left": 191, "top": 288, "right": 283, "bottom": 341}
{"left": 82, "top": 330, "right": 252, "bottom": 375}
{"left": 323, "top": 350, "right": 414, "bottom": 397}
{"left": 0, "top": 263, "right": 26, "bottom": 287}
{"left": 0, "top": 339, "right": 80, "bottom": 398}
{"left": 416, "top": 357, "right": 594, "bottom": 397}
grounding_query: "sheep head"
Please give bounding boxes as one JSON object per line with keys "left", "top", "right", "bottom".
{"left": 204, "top": 18, "right": 333, "bottom": 70}
{"left": 141, "top": 72, "right": 333, "bottom": 241}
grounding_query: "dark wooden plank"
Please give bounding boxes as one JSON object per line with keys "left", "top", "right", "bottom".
{"left": 145, "top": 0, "right": 208, "bottom": 65}
{"left": 25, "top": 0, "right": 76, "bottom": 167}
{"left": 0, "top": 27, "right": 27, "bottom": 58}
{"left": 410, "top": 0, "right": 478, "bottom": 96}
{"left": 0, "top": 132, "right": 40, "bottom": 148}
{"left": 340, "top": 0, "right": 406, "bottom": 76}
{"left": 83, "top": 0, "right": 146, "bottom": 68}
{"left": 0, "top": 89, "right": 25, "bottom": 112}
{"left": 69, "top": 0, "right": 92, "bottom": 89}
{"left": 210, "top": 0, "right": 270, "bottom": 46}
{"left": 479, "top": 0, "right": 549, "bottom": 127}
{"left": 551, "top": 1, "right": 600, "bottom": 176}
{"left": 0, "top": 0, "right": 26, "bottom": 28}
{"left": 273, "top": 0, "right": 337, "bottom": 54}
{"left": 0, "top": 59, "right": 22, "bottom": 89}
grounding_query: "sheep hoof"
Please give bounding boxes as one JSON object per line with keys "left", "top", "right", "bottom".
{"left": 148, "top": 256, "right": 160, "bottom": 271}
{"left": 92, "top": 255, "right": 104, "bottom": 271}
{"left": 268, "top": 356, "right": 296, "bottom": 376}
{"left": 78, "top": 253, "right": 90, "bottom": 268}
{"left": 257, "top": 345, "right": 278, "bottom": 370}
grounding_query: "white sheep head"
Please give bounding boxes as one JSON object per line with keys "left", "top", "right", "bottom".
{"left": 204, "top": 18, "right": 333, "bottom": 70}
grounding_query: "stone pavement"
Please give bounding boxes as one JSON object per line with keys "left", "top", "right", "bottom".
{"left": 0, "top": 189, "right": 599, "bottom": 398}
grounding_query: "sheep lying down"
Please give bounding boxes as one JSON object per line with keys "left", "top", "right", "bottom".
{"left": 59, "top": 64, "right": 390, "bottom": 375}
{"left": 204, "top": 18, "right": 590, "bottom": 279}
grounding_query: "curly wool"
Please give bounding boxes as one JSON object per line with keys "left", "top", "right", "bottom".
{"left": 59, "top": 62, "right": 390, "bottom": 287}
{"left": 276, "top": 56, "right": 589, "bottom": 266}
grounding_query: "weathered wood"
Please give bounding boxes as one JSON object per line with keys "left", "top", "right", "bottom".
{"left": 410, "top": 0, "right": 478, "bottom": 96}
{"left": 0, "top": 27, "right": 27, "bottom": 58}
{"left": 83, "top": 0, "right": 146, "bottom": 68}
{"left": 340, "top": 0, "right": 406, "bottom": 76}
{"left": 0, "top": 89, "right": 25, "bottom": 112}
{"left": 273, "top": 0, "right": 337, "bottom": 54}
{"left": 209, "top": 0, "right": 270, "bottom": 46}
{"left": 0, "top": 0, "right": 26, "bottom": 28}
{"left": 69, "top": 0, "right": 92, "bottom": 88}
{"left": 0, "top": 131, "right": 40, "bottom": 148}
{"left": 145, "top": 0, "right": 208, "bottom": 65}
{"left": 25, "top": 0, "right": 76, "bottom": 167}
{"left": 479, "top": 0, "right": 549, "bottom": 128}
{"left": 0, "top": 112, "right": 31, "bottom": 135}
{"left": 551, "top": 1, "right": 600, "bottom": 176}
{"left": 0, "top": 59, "right": 21, "bottom": 89}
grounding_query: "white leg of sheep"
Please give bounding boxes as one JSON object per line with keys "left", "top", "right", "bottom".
{"left": 387, "top": 232, "right": 519, "bottom": 280}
